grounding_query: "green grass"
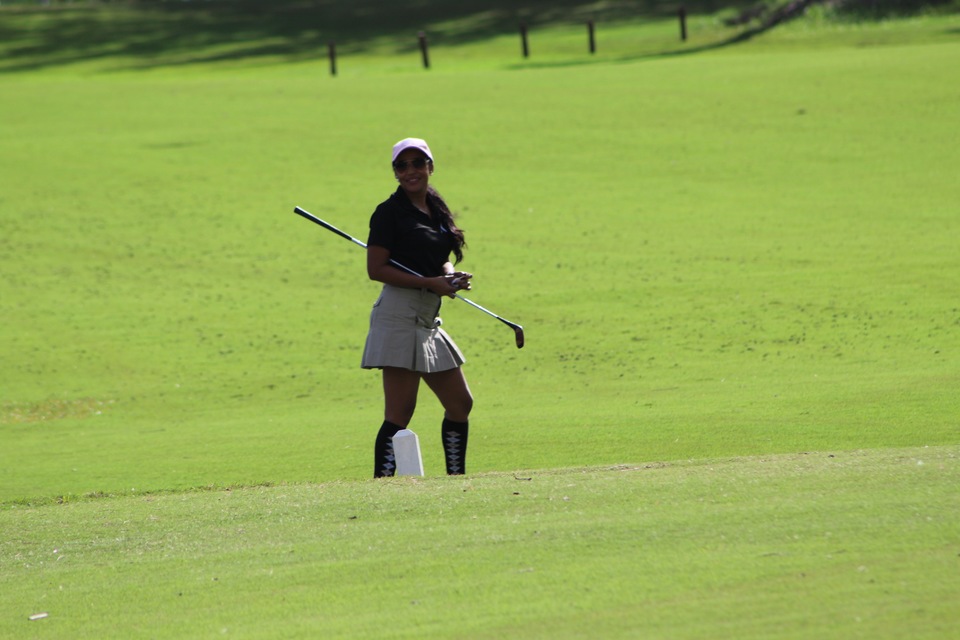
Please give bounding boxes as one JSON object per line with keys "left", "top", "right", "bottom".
{"left": 1, "top": 2, "right": 959, "bottom": 637}
{"left": 3, "top": 448, "right": 958, "bottom": 639}
{"left": 3, "top": 17, "right": 957, "bottom": 499}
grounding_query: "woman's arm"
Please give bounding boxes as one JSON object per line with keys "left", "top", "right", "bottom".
{"left": 367, "top": 245, "right": 464, "bottom": 297}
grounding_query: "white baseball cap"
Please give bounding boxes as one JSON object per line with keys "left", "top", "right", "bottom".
{"left": 392, "top": 138, "right": 433, "bottom": 164}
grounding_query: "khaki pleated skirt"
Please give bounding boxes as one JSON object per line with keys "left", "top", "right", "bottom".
{"left": 361, "top": 284, "right": 466, "bottom": 372}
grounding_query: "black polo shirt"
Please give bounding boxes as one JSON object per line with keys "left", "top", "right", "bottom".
{"left": 367, "top": 187, "right": 456, "bottom": 278}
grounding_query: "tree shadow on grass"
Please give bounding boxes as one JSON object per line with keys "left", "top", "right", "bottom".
{"left": 517, "top": 0, "right": 960, "bottom": 69}
{"left": 504, "top": 0, "right": 815, "bottom": 70}
{"left": 0, "top": 0, "right": 736, "bottom": 72}
{"left": 2, "top": 0, "right": 955, "bottom": 73}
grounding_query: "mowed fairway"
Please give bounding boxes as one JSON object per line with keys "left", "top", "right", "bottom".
{"left": 1, "top": 3, "right": 959, "bottom": 638}
{"left": 2, "top": 449, "right": 958, "bottom": 639}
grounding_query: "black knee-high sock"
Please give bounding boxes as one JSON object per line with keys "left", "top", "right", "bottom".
{"left": 374, "top": 421, "right": 403, "bottom": 478}
{"left": 441, "top": 418, "right": 469, "bottom": 475}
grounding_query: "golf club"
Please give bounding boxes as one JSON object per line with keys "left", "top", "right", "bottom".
{"left": 294, "top": 206, "right": 525, "bottom": 349}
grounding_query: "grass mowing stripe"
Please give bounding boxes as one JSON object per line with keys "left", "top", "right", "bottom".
{"left": 1, "top": 446, "right": 956, "bottom": 638}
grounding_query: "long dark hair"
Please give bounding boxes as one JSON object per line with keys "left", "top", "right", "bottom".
{"left": 426, "top": 185, "right": 466, "bottom": 264}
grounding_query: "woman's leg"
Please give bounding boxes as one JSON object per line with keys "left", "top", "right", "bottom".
{"left": 423, "top": 367, "right": 473, "bottom": 474}
{"left": 382, "top": 366, "right": 422, "bottom": 426}
{"left": 374, "top": 367, "right": 422, "bottom": 478}
{"left": 422, "top": 367, "right": 473, "bottom": 422}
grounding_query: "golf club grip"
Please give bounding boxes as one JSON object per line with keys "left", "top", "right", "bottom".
{"left": 294, "top": 206, "right": 359, "bottom": 245}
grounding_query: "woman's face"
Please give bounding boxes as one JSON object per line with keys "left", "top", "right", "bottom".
{"left": 393, "top": 149, "right": 433, "bottom": 196}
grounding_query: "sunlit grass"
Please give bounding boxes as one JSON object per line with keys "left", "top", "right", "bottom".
{"left": 1, "top": 6, "right": 958, "bottom": 636}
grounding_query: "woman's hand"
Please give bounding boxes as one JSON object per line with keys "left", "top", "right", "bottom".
{"left": 432, "top": 272, "right": 472, "bottom": 298}
{"left": 449, "top": 271, "right": 472, "bottom": 292}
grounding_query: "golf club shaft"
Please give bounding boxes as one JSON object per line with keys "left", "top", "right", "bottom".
{"left": 294, "top": 206, "right": 524, "bottom": 347}
{"left": 293, "top": 206, "right": 439, "bottom": 277}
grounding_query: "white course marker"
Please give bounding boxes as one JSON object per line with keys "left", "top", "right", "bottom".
{"left": 393, "top": 429, "right": 424, "bottom": 476}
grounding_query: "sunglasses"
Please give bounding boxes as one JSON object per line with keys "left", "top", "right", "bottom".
{"left": 392, "top": 157, "right": 431, "bottom": 172}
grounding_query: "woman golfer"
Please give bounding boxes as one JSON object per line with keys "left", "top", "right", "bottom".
{"left": 363, "top": 138, "right": 473, "bottom": 478}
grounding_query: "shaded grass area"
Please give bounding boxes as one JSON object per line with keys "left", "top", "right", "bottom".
{"left": 6, "top": 0, "right": 956, "bottom": 73}
{"left": 1, "top": 446, "right": 957, "bottom": 638}
{"left": 0, "top": 0, "right": 960, "bottom": 72}
{"left": 832, "top": 0, "right": 960, "bottom": 18}
{"left": 0, "top": 1, "right": 725, "bottom": 72}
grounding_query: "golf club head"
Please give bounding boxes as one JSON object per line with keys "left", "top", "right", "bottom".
{"left": 512, "top": 324, "right": 525, "bottom": 349}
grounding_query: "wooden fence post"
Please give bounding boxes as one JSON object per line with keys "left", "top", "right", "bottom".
{"left": 418, "top": 31, "right": 430, "bottom": 69}
{"left": 678, "top": 7, "right": 688, "bottom": 41}
{"left": 519, "top": 22, "right": 530, "bottom": 58}
{"left": 328, "top": 41, "right": 337, "bottom": 77}
{"left": 587, "top": 20, "right": 596, "bottom": 54}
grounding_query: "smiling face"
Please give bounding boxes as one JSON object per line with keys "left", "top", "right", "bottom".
{"left": 392, "top": 148, "right": 433, "bottom": 199}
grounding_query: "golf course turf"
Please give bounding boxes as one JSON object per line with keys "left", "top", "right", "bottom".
{"left": 1, "top": 1, "right": 958, "bottom": 637}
